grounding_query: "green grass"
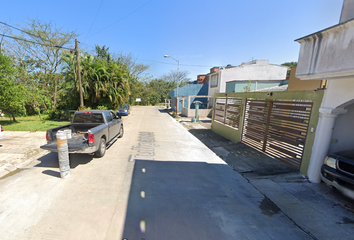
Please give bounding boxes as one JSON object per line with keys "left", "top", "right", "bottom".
{"left": 0, "top": 115, "right": 70, "bottom": 131}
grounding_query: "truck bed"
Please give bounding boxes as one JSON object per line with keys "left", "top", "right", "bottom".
{"left": 42, "top": 123, "right": 103, "bottom": 153}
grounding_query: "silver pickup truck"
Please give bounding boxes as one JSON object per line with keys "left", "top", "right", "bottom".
{"left": 40, "top": 110, "right": 123, "bottom": 157}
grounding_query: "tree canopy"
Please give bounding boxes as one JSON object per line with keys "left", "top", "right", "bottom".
{"left": 0, "top": 53, "right": 26, "bottom": 122}
{"left": 0, "top": 19, "right": 193, "bottom": 120}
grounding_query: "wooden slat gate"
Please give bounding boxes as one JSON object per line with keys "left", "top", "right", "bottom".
{"left": 214, "top": 97, "right": 243, "bottom": 129}
{"left": 241, "top": 99, "right": 313, "bottom": 169}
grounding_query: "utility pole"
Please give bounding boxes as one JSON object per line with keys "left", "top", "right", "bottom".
{"left": 75, "top": 39, "right": 84, "bottom": 107}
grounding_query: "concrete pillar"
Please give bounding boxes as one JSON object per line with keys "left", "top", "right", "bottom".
{"left": 307, "top": 107, "right": 347, "bottom": 183}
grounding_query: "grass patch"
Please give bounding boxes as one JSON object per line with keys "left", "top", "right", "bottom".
{"left": 0, "top": 115, "right": 70, "bottom": 131}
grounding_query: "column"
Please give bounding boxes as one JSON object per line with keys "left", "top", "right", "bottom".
{"left": 307, "top": 107, "right": 347, "bottom": 183}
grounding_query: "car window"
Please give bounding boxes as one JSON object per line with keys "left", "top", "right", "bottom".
{"left": 105, "top": 111, "right": 112, "bottom": 122}
{"left": 73, "top": 113, "right": 104, "bottom": 123}
{"left": 109, "top": 111, "right": 116, "bottom": 120}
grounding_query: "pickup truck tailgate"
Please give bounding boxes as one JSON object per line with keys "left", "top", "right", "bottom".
{"left": 40, "top": 134, "right": 91, "bottom": 153}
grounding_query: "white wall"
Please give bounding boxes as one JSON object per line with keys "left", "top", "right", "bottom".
{"left": 321, "top": 77, "right": 354, "bottom": 109}
{"left": 340, "top": 0, "right": 354, "bottom": 23}
{"left": 296, "top": 20, "right": 354, "bottom": 80}
{"left": 208, "top": 61, "right": 287, "bottom": 95}
{"left": 208, "top": 72, "right": 223, "bottom": 95}
{"left": 222, "top": 64, "right": 287, "bottom": 81}
{"left": 329, "top": 103, "right": 354, "bottom": 152}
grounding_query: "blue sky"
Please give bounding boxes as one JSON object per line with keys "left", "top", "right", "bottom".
{"left": 2, "top": 0, "right": 343, "bottom": 80}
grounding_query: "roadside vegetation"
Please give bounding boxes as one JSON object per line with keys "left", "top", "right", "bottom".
{"left": 0, "top": 116, "right": 69, "bottom": 131}
{"left": 0, "top": 19, "right": 190, "bottom": 130}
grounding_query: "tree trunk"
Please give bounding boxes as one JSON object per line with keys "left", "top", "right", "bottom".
{"left": 54, "top": 77, "right": 58, "bottom": 111}
{"left": 37, "top": 108, "right": 43, "bottom": 121}
{"left": 11, "top": 111, "right": 17, "bottom": 122}
{"left": 42, "top": 100, "right": 48, "bottom": 111}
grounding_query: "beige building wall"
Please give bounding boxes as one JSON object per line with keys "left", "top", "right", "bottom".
{"left": 287, "top": 67, "right": 322, "bottom": 91}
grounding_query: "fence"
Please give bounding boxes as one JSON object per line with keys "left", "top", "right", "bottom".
{"left": 211, "top": 90, "right": 324, "bottom": 174}
{"left": 180, "top": 95, "right": 213, "bottom": 118}
{"left": 214, "top": 97, "right": 242, "bottom": 129}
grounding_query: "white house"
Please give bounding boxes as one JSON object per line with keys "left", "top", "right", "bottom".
{"left": 295, "top": 0, "right": 354, "bottom": 183}
{"left": 208, "top": 60, "right": 288, "bottom": 96}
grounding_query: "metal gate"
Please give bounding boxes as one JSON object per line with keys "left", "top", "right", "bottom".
{"left": 214, "top": 97, "right": 243, "bottom": 129}
{"left": 241, "top": 99, "right": 313, "bottom": 169}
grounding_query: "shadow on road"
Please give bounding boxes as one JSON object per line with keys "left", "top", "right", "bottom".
{"left": 158, "top": 109, "right": 170, "bottom": 114}
{"left": 188, "top": 128, "right": 297, "bottom": 176}
{"left": 121, "top": 159, "right": 310, "bottom": 240}
{"left": 35, "top": 152, "right": 93, "bottom": 177}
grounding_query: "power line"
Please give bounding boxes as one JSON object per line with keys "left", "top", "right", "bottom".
{"left": 0, "top": 21, "right": 54, "bottom": 45}
{"left": 137, "top": 58, "right": 212, "bottom": 68}
{"left": 0, "top": 33, "right": 73, "bottom": 50}
{"left": 86, "top": 0, "right": 154, "bottom": 38}
{"left": 81, "top": 42, "right": 96, "bottom": 50}
{"left": 85, "top": 0, "right": 105, "bottom": 39}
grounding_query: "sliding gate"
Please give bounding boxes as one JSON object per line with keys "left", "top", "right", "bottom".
{"left": 241, "top": 99, "right": 313, "bottom": 169}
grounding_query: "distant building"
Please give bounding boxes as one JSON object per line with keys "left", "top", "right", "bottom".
{"left": 168, "top": 84, "right": 209, "bottom": 112}
{"left": 208, "top": 60, "right": 288, "bottom": 95}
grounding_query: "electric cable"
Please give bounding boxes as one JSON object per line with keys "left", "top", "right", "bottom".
{"left": 0, "top": 33, "right": 73, "bottom": 50}
{"left": 0, "top": 21, "right": 56, "bottom": 45}
{"left": 85, "top": 0, "right": 105, "bottom": 39}
{"left": 86, "top": 0, "right": 153, "bottom": 38}
{"left": 137, "top": 58, "right": 211, "bottom": 68}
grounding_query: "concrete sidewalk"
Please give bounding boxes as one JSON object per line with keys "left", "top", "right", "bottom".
{"left": 0, "top": 106, "right": 353, "bottom": 240}
{"left": 0, "top": 131, "right": 48, "bottom": 178}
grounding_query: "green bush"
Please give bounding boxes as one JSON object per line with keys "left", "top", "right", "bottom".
{"left": 46, "top": 109, "right": 69, "bottom": 120}
{"left": 97, "top": 105, "right": 108, "bottom": 110}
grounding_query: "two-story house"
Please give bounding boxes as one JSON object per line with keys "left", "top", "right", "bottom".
{"left": 208, "top": 60, "right": 288, "bottom": 96}
{"left": 295, "top": 0, "right": 354, "bottom": 183}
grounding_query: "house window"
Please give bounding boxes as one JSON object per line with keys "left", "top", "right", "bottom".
{"left": 210, "top": 74, "right": 218, "bottom": 87}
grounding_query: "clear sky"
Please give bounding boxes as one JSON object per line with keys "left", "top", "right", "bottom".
{"left": 1, "top": 0, "right": 344, "bottom": 80}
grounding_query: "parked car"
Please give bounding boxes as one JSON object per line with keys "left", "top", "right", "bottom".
{"left": 117, "top": 104, "right": 130, "bottom": 116}
{"left": 321, "top": 149, "right": 354, "bottom": 199}
{"left": 0, "top": 125, "right": 4, "bottom": 140}
{"left": 40, "top": 110, "right": 123, "bottom": 157}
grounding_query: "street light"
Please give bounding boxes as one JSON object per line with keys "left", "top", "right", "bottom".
{"left": 164, "top": 55, "right": 179, "bottom": 115}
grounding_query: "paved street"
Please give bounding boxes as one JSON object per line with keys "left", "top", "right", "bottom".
{"left": 0, "top": 106, "right": 353, "bottom": 240}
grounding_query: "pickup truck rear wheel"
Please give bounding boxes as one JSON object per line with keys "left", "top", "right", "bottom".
{"left": 96, "top": 138, "right": 106, "bottom": 157}
{"left": 118, "top": 125, "right": 124, "bottom": 138}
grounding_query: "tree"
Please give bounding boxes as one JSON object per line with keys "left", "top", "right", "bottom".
{"left": 161, "top": 70, "right": 191, "bottom": 88}
{"left": 0, "top": 53, "right": 26, "bottom": 122}
{"left": 61, "top": 51, "right": 130, "bottom": 110}
{"left": 116, "top": 52, "right": 150, "bottom": 104}
{"left": 281, "top": 62, "right": 297, "bottom": 68}
{"left": 95, "top": 45, "right": 112, "bottom": 62}
{"left": 281, "top": 62, "right": 298, "bottom": 77}
{"left": 146, "top": 78, "right": 175, "bottom": 102}
{"left": 8, "top": 19, "right": 78, "bottom": 111}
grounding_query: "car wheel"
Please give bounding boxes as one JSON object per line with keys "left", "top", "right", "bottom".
{"left": 118, "top": 125, "right": 124, "bottom": 138}
{"left": 96, "top": 138, "right": 106, "bottom": 157}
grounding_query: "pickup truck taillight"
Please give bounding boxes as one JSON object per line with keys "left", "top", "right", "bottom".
{"left": 46, "top": 132, "right": 49, "bottom": 143}
{"left": 1, "top": 126, "right": 3, "bottom": 132}
{"left": 88, "top": 134, "right": 95, "bottom": 145}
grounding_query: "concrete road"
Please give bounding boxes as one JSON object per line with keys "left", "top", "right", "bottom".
{"left": 0, "top": 106, "right": 352, "bottom": 240}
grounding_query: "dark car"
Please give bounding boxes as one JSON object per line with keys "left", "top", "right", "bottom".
{"left": 321, "top": 149, "right": 354, "bottom": 199}
{"left": 117, "top": 104, "right": 130, "bottom": 116}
